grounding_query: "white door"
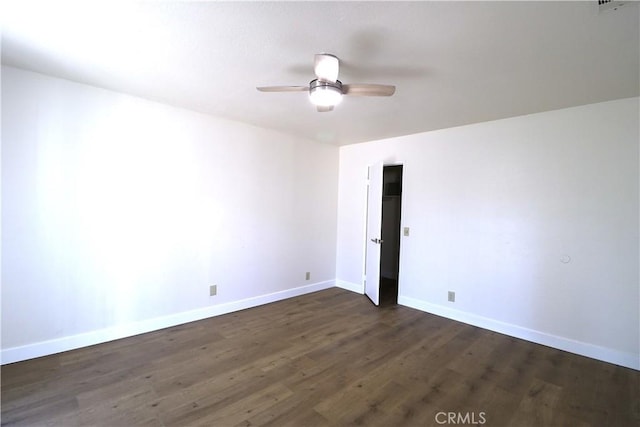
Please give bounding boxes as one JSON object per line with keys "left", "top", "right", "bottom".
{"left": 365, "top": 163, "right": 384, "bottom": 305}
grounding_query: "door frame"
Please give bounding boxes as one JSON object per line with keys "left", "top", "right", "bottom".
{"left": 363, "top": 161, "right": 404, "bottom": 304}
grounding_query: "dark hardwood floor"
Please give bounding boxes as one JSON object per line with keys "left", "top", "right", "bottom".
{"left": 2, "top": 288, "right": 638, "bottom": 426}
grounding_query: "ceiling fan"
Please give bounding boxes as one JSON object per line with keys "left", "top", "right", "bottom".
{"left": 257, "top": 53, "right": 396, "bottom": 112}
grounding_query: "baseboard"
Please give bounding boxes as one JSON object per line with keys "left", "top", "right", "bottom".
{"left": 335, "top": 279, "right": 364, "bottom": 294}
{"left": 1, "top": 280, "right": 335, "bottom": 365}
{"left": 398, "top": 295, "right": 639, "bottom": 371}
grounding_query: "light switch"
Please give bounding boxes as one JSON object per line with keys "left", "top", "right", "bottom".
{"left": 403, "top": 227, "right": 410, "bottom": 236}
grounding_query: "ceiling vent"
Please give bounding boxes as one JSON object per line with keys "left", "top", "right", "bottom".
{"left": 598, "top": 0, "right": 627, "bottom": 13}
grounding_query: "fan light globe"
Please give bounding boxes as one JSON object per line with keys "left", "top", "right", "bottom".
{"left": 309, "top": 80, "right": 343, "bottom": 107}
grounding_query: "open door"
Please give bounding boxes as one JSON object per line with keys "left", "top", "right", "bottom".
{"left": 365, "top": 162, "right": 383, "bottom": 305}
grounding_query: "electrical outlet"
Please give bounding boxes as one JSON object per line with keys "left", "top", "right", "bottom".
{"left": 403, "top": 227, "right": 410, "bottom": 236}
{"left": 305, "top": 272, "right": 311, "bottom": 281}
{"left": 448, "top": 291, "right": 455, "bottom": 302}
{"left": 209, "top": 285, "right": 217, "bottom": 296}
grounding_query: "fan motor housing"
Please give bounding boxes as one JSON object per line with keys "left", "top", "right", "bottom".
{"left": 310, "top": 79, "right": 343, "bottom": 92}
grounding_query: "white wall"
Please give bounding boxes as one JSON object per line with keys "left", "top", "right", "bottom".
{"left": 3, "top": 65, "right": 637, "bottom": 370}
{"left": 336, "top": 97, "right": 639, "bottom": 369}
{"left": 1, "top": 66, "right": 338, "bottom": 362}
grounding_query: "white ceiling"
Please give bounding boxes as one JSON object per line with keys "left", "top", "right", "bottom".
{"left": 2, "top": 1, "right": 639, "bottom": 145}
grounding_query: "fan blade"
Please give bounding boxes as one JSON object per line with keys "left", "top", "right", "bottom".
{"left": 314, "top": 54, "right": 339, "bottom": 83}
{"left": 317, "top": 105, "right": 334, "bottom": 113}
{"left": 257, "top": 86, "right": 308, "bottom": 92}
{"left": 343, "top": 84, "right": 396, "bottom": 96}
